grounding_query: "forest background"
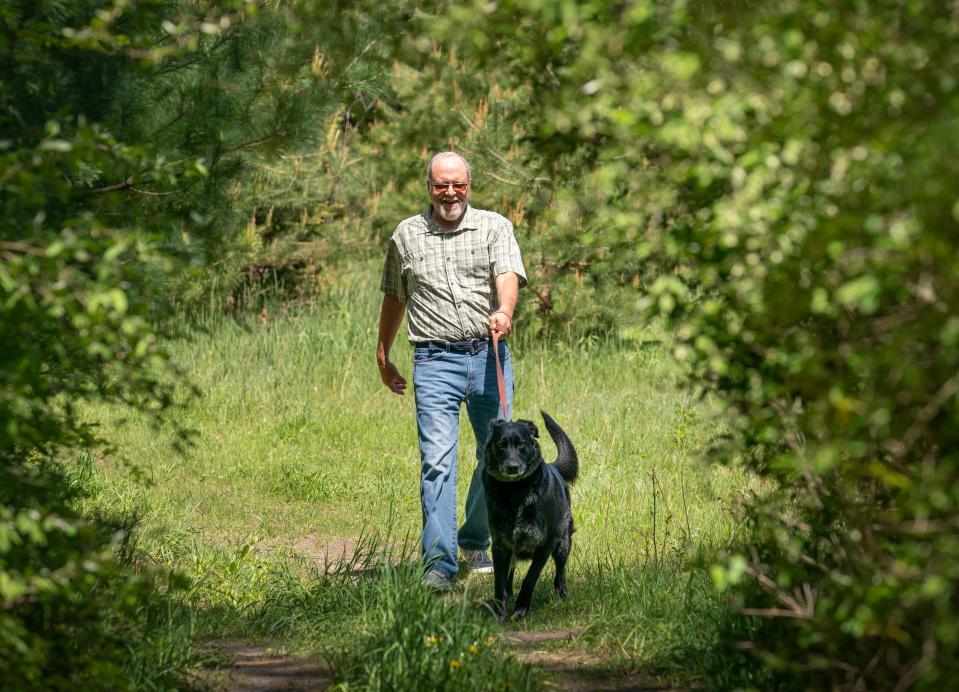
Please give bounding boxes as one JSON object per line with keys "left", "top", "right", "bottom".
{"left": 2, "top": 0, "right": 957, "bottom": 689}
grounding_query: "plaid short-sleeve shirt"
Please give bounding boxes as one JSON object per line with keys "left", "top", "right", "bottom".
{"left": 380, "top": 205, "right": 528, "bottom": 343}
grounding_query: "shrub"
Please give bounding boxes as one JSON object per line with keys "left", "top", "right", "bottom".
{"left": 2, "top": 0, "right": 402, "bottom": 684}
{"left": 433, "top": 0, "right": 959, "bottom": 687}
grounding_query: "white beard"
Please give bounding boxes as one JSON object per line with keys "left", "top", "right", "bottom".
{"left": 436, "top": 199, "right": 464, "bottom": 222}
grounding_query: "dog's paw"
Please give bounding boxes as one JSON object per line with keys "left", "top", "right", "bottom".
{"left": 511, "top": 605, "right": 529, "bottom": 620}
{"left": 555, "top": 584, "right": 568, "bottom": 599}
{"left": 490, "top": 599, "right": 510, "bottom": 622}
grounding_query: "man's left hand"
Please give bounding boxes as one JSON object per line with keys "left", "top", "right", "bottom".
{"left": 489, "top": 311, "right": 512, "bottom": 339}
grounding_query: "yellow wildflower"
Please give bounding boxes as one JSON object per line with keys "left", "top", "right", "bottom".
{"left": 449, "top": 659, "right": 461, "bottom": 669}
{"left": 468, "top": 644, "right": 479, "bottom": 655}
{"left": 425, "top": 635, "right": 438, "bottom": 646}
{"left": 486, "top": 635, "right": 495, "bottom": 645}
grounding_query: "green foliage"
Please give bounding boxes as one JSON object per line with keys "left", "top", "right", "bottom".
{"left": 2, "top": 2, "right": 187, "bottom": 684}
{"left": 1, "top": 0, "right": 413, "bottom": 685}
{"left": 429, "top": 0, "right": 959, "bottom": 688}
{"left": 10, "top": 0, "right": 958, "bottom": 686}
{"left": 215, "top": 19, "right": 647, "bottom": 338}
{"left": 0, "top": 456, "right": 193, "bottom": 689}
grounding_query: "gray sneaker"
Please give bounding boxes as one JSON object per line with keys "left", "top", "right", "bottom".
{"left": 424, "top": 569, "right": 453, "bottom": 592}
{"left": 461, "top": 549, "right": 494, "bottom": 574}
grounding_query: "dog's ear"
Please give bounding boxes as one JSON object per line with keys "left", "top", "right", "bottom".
{"left": 484, "top": 421, "right": 506, "bottom": 464}
{"left": 518, "top": 419, "right": 539, "bottom": 439}
{"left": 485, "top": 419, "right": 504, "bottom": 451}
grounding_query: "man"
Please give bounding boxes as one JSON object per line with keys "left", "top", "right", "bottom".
{"left": 377, "top": 151, "right": 527, "bottom": 591}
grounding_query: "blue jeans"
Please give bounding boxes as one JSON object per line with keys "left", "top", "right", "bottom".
{"left": 412, "top": 338, "right": 514, "bottom": 577}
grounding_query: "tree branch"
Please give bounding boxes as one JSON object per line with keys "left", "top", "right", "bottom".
{"left": 85, "top": 177, "right": 134, "bottom": 195}
{"left": 899, "top": 370, "right": 959, "bottom": 454}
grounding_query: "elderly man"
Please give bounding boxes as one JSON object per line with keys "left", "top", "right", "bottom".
{"left": 376, "top": 151, "right": 527, "bottom": 591}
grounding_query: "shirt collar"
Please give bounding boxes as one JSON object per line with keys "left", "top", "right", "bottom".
{"left": 424, "top": 204, "right": 480, "bottom": 234}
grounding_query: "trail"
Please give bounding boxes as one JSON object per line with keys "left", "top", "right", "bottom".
{"left": 200, "top": 537, "right": 684, "bottom": 691}
{"left": 198, "top": 642, "right": 333, "bottom": 691}
{"left": 200, "top": 635, "right": 681, "bottom": 691}
{"left": 504, "top": 629, "right": 681, "bottom": 691}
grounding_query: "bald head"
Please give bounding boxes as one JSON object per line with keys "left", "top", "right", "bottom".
{"left": 426, "top": 152, "right": 471, "bottom": 184}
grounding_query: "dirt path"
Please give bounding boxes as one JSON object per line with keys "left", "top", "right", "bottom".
{"left": 198, "top": 635, "right": 680, "bottom": 691}
{"left": 199, "top": 537, "right": 683, "bottom": 690}
{"left": 504, "top": 629, "right": 681, "bottom": 691}
{"left": 197, "top": 642, "right": 333, "bottom": 691}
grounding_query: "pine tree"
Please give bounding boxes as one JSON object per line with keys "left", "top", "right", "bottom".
{"left": 0, "top": 0, "right": 410, "bottom": 683}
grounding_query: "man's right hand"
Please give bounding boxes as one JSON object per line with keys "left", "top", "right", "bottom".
{"left": 379, "top": 359, "right": 408, "bottom": 395}
{"left": 377, "top": 294, "right": 407, "bottom": 395}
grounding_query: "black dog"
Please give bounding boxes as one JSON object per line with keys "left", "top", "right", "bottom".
{"left": 483, "top": 411, "right": 578, "bottom": 619}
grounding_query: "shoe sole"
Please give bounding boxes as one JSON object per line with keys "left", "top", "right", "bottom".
{"left": 467, "top": 565, "right": 494, "bottom": 574}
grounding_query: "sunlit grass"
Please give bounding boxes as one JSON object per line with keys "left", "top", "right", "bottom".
{"left": 83, "top": 258, "right": 754, "bottom": 686}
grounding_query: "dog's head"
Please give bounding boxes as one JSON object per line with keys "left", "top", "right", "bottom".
{"left": 484, "top": 418, "right": 543, "bottom": 482}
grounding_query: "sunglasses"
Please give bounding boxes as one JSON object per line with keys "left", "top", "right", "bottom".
{"left": 430, "top": 181, "right": 469, "bottom": 194}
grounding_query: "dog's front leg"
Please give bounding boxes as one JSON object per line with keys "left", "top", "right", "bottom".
{"left": 512, "top": 545, "right": 551, "bottom": 620}
{"left": 491, "top": 543, "right": 512, "bottom": 620}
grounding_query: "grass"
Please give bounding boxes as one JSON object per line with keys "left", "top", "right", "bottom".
{"left": 80, "top": 258, "right": 755, "bottom": 688}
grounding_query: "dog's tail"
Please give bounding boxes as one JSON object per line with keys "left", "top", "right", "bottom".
{"left": 541, "top": 410, "right": 578, "bottom": 484}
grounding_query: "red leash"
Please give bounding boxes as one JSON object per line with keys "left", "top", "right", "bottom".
{"left": 491, "top": 331, "right": 509, "bottom": 420}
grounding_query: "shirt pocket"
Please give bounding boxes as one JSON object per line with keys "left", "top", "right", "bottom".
{"left": 460, "top": 244, "right": 491, "bottom": 289}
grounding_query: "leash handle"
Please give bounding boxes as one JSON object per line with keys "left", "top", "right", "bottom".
{"left": 492, "top": 331, "right": 509, "bottom": 420}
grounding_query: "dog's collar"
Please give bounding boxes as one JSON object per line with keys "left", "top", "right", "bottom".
{"left": 485, "top": 461, "right": 544, "bottom": 483}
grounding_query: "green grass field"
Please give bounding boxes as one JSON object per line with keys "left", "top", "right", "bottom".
{"left": 81, "top": 260, "right": 754, "bottom": 689}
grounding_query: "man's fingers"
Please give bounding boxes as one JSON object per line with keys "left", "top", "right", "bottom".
{"left": 489, "top": 313, "right": 512, "bottom": 339}
{"left": 379, "top": 361, "right": 407, "bottom": 395}
{"left": 388, "top": 371, "right": 407, "bottom": 395}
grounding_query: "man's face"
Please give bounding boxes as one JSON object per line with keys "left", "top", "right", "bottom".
{"left": 428, "top": 156, "right": 470, "bottom": 224}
